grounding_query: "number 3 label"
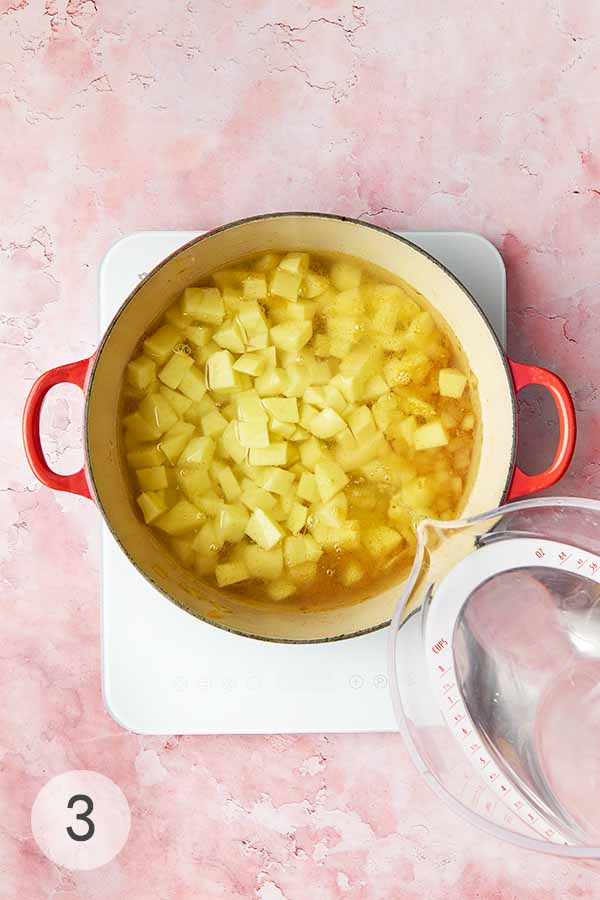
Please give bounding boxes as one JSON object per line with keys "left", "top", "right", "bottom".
{"left": 66, "top": 793, "right": 95, "bottom": 842}
{"left": 31, "top": 771, "right": 130, "bottom": 870}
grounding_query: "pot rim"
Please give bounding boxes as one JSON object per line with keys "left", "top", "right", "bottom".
{"left": 85, "top": 211, "right": 517, "bottom": 644}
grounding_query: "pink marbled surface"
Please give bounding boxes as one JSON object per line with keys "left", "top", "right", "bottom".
{"left": 2, "top": 0, "right": 600, "bottom": 896}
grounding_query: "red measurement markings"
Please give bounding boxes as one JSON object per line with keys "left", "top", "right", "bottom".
{"left": 535, "top": 547, "right": 546, "bottom": 559}
{"left": 558, "top": 550, "right": 571, "bottom": 566}
{"left": 488, "top": 772, "right": 498, "bottom": 782}
{"left": 442, "top": 681, "right": 455, "bottom": 695}
{"left": 589, "top": 561, "right": 599, "bottom": 576}
{"left": 577, "top": 557, "right": 588, "bottom": 570}
{"left": 469, "top": 743, "right": 480, "bottom": 754}
{"left": 478, "top": 756, "right": 490, "bottom": 769}
{"left": 499, "top": 783, "right": 511, "bottom": 794}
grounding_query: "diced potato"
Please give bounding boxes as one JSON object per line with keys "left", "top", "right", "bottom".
{"left": 213, "top": 319, "right": 246, "bottom": 353}
{"left": 170, "top": 535, "right": 195, "bottom": 566}
{"left": 184, "top": 324, "right": 213, "bottom": 347}
{"left": 237, "top": 421, "right": 270, "bottom": 449}
{"left": 282, "top": 364, "right": 311, "bottom": 398}
{"left": 279, "top": 252, "right": 310, "bottom": 275}
{"left": 287, "top": 502, "right": 308, "bottom": 534}
{"left": 260, "top": 466, "right": 295, "bottom": 495}
{"left": 331, "top": 372, "right": 366, "bottom": 403}
{"left": 218, "top": 503, "right": 250, "bottom": 542}
{"left": 299, "top": 436, "right": 326, "bottom": 471}
{"left": 262, "top": 397, "right": 299, "bottom": 422}
{"left": 326, "top": 316, "right": 362, "bottom": 358}
{"left": 283, "top": 534, "right": 322, "bottom": 568}
{"left": 255, "top": 368, "right": 289, "bottom": 397}
{"left": 178, "top": 366, "right": 206, "bottom": 402}
{"left": 144, "top": 324, "right": 181, "bottom": 364}
{"left": 311, "top": 520, "right": 360, "bottom": 550}
{"left": 158, "top": 350, "right": 194, "bottom": 390}
{"left": 338, "top": 559, "right": 365, "bottom": 587}
{"left": 330, "top": 261, "right": 362, "bottom": 291}
{"left": 309, "top": 408, "right": 347, "bottom": 440}
{"left": 253, "top": 252, "right": 281, "bottom": 272}
{"left": 398, "top": 415, "right": 417, "bottom": 447}
{"left": 372, "top": 394, "right": 398, "bottom": 432}
{"left": 240, "top": 484, "right": 278, "bottom": 513}
{"left": 138, "top": 393, "right": 179, "bottom": 434}
{"left": 127, "top": 355, "right": 156, "bottom": 391}
{"left": 242, "top": 273, "right": 267, "bottom": 300}
{"left": 195, "top": 340, "right": 220, "bottom": 366}
{"left": 248, "top": 443, "right": 288, "bottom": 466}
{"left": 215, "top": 559, "right": 249, "bottom": 587}
{"left": 201, "top": 409, "right": 228, "bottom": 437}
{"left": 178, "top": 435, "right": 216, "bottom": 467}
{"left": 269, "top": 419, "right": 296, "bottom": 438}
{"left": 315, "top": 459, "right": 349, "bottom": 502}
{"left": 243, "top": 544, "right": 284, "bottom": 579}
{"left": 222, "top": 286, "right": 243, "bottom": 313}
{"left": 371, "top": 284, "right": 403, "bottom": 333}
{"left": 194, "top": 490, "right": 224, "bottom": 517}
{"left": 334, "top": 430, "right": 386, "bottom": 472}
{"left": 219, "top": 420, "right": 246, "bottom": 464}
{"left": 312, "top": 492, "right": 348, "bottom": 527}
{"left": 233, "top": 352, "right": 266, "bottom": 376}
{"left": 206, "top": 349, "right": 238, "bottom": 391}
{"left": 238, "top": 300, "right": 268, "bottom": 335}
{"left": 176, "top": 467, "right": 211, "bottom": 501}
{"left": 406, "top": 310, "right": 436, "bottom": 347}
{"left": 439, "top": 367, "right": 468, "bottom": 399}
{"left": 297, "top": 471, "right": 320, "bottom": 503}
{"left": 236, "top": 389, "right": 268, "bottom": 421}
{"left": 193, "top": 520, "right": 223, "bottom": 555}
{"left": 313, "top": 333, "right": 330, "bottom": 357}
{"left": 123, "top": 412, "right": 162, "bottom": 443}
{"left": 155, "top": 499, "right": 205, "bottom": 535}
{"left": 245, "top": 508, "right": 283, "bottom": 550}
{"left": 303, "top": 271, "right": 329, "bottom": 298}
{"left": 363, "top": 525, "right": 403, "bottom": 558}
{"left": 348, "top": 405, "right": 376, "bottom": 441}
{"left": 159, "top": 385, "right": 192, "bottom": 417}
{"left": 137, "top": 490, "right": 167, "bottom": 524}
{"left": 414, "top": 420, "right": 449, "bottom": 450}
{"left": 160, "top": 421, "right": 195, "bottom": 464}
{"left": 164, "top": 302, "right": 190, "bottom": 330}
{"left": 127, "top": 445, "right": 164, "bottom": 469}
{"left": 462, "top": 413, "right": 474, "bottom": 431}
{"left": 267, "top": 579, "right": 297, "bottom": 600}
{"left": 270, "top": 268, "right": 302, "bottom": 302}
{"left": 181, "top": 286, "right": 225, "bottom": 324}
{"left": 212, "top": 462, "right": 241, "bottom": 501}
{"left": 270, "top": 321, "right": 312, "bottom": 352}
{"left": 248, "top": 332, "right": 269, "bottom": 350}
{"left": 340, "top": 343, "right": 382, "bottom": 380}
{"left": 288, "top": 561, "right": 318, "bottom": 585}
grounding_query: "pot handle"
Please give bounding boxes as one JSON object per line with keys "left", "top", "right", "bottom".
{"left": 22, "top": 357, "right": 94, "bottom": 500}
{"left": 506, "top": 359, "right": 576, "bottom": 500}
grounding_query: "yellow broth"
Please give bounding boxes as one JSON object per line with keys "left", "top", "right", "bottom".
{"left": 119, "top": 250, "right": 478, "bottom": 606}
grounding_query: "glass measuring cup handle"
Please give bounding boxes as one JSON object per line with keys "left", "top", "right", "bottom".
{"left": 22, "top": 356, "right": 95, "bottom": 500}
{"left": 507, "top": 359, "right": 576, "bottom": 500}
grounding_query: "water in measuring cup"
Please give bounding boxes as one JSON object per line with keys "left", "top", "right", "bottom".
{"left": 454, "top": 566, "right": 600, "bottom": 843}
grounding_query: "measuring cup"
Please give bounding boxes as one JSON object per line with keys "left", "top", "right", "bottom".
{"left": 388, "top": 497, "right": 600, "bottom": 857}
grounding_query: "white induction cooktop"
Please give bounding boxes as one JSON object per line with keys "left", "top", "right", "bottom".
{"left": 100, "top": 230, "right": 506, "bottom": 735}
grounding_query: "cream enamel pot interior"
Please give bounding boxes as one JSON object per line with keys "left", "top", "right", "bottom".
{"left": 23, "top": 213, "right": 576, "bottom": 642}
